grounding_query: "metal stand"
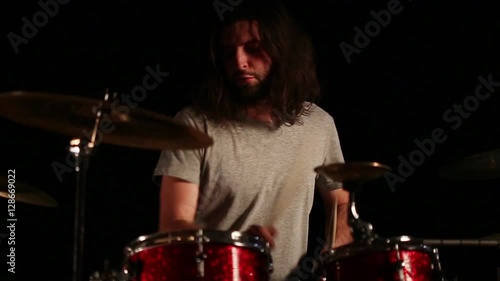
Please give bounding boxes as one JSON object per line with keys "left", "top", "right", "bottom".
{"left": 70, "top": 139, "right": 92, "bottom": 281}
{"left": 346, "top": 182, "right": 378, "bottom": 244}
{"left": 423, "top": 239, "right": 499, "bottom": 281}
{"left": 89, "top": 260, "right": 121, "bottom": 281}
{"left": 70, "top": 90, "right": 110, "bottom": 281}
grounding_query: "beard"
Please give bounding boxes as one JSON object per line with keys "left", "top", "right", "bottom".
{"left": 228, "top": 72, "right": 271, "bottom": 105}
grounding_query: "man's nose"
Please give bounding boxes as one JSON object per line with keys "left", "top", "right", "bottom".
{"left": 235, "top": 49, "right": 248, "bottom": 70}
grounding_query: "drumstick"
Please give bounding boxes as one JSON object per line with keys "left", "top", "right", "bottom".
{"left": 327, "top": 197, "right": 338, "bottom": 250}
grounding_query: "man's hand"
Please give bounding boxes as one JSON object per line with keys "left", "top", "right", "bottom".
{"left": 333, "top": 224, "right": 354, "bottom": 248}
{"left": 245, "top": 225, "right": 277, "bottom": 249}
{"left": 320, "top": 225, "right": 354, "bottom": 254}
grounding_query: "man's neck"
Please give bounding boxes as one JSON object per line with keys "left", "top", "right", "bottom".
{"left": 245, "top": 103, "right": 273, "bottom": 123}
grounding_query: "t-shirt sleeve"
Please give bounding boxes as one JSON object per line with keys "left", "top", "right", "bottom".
{"left": 315, "top": 115, "right": 345, "bottom": 190}
{"left": 152, "top": 109, "right": 205, "bottom": 186}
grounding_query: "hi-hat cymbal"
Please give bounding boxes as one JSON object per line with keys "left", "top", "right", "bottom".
{"left": 314, "top": 162, "right": 392, "bottom": 183}
{"left": 0, "top": 91, "right": 214, "bottom": 151}
{"left": 439, "top": 148, "right": 500, "bottom": 180}
{"left": 0, "top": 177, "right": 58, "bottom": 207}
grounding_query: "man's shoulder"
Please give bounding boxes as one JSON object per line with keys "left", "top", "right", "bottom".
{"left": 175, "top": 106, "right": 205, "bottom": 120}
{"left": 304, "top": 102, "right": 329, "bottom": 114}
{"left": 172, "top": 106, "right": 209, "bottom": 127}
{"left": 302, "top": 102, "right": 334, "bottom": 123}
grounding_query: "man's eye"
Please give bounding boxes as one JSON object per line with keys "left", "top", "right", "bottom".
{"left": 246, "top": 42, "right": 259, "bottom": 49}
{"left": 245, "top": 44, "right": 260, "bottom": 53}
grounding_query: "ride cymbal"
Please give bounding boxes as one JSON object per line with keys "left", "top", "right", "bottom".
{"left": 0, "top": 91, "right": 214, "bottom": 151}
{"left": 0, "top": 176, "right": 57, "bottom": 207}
{"left": 314, "top": 162, "right": 392, "bottom": 183}
{"left": 439, "top": 148, "right": 500, "bottom": 180}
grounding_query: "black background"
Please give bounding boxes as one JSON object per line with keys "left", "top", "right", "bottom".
{"left": 1, "top": 0, "right": 500, "bottom": 280}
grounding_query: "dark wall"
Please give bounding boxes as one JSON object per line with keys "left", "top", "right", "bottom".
{"left": 1, "top": 0, "right": 499, "bottom": 280}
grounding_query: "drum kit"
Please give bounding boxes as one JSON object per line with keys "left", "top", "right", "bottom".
{"left": 1, "top": 90, "right": 499, "bottom": 281}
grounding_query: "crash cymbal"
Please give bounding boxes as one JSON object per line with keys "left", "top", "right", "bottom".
{"left": 0, "top": 91, "right": 213, "bottom": 150}
{"left": 314, "top": 162, "right": 392, "bottom": 183}
{"left": 0, "top": 177, "right": 57, "bottom": 207}
{"left": 439, "top": 148, "right": 500, "bottom": 180}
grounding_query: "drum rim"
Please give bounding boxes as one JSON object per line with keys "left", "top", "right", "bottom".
{"left": 123, "top": 229, "right": 270, "bottom": 256}
{"left": 322, "top": 235, "right": 436, "bottom": 262}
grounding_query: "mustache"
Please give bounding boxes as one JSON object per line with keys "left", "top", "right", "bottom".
{"left": 234, "top": 72, "right": 257, "bottom": 79}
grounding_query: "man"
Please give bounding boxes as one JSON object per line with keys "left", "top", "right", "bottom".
{"left": 154, "top": 1, "right": 353, "bottom": 280}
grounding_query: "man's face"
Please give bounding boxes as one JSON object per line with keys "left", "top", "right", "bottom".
{"left": 220, "top": 20, "right": 272, "bottom": 101}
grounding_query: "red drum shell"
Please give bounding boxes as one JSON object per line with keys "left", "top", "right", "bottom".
{"left": 321, "top": 236, "right": 442, "bottom": 281}
{"left": 122, "top": 229, "right": 272, "bottom": 281}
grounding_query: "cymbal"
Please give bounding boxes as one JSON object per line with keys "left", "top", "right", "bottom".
{"left": 439, "top": 148, "right": 500, "bottom": 180}
{"left": 481, "top": 233, "right": 500, "bottom": 239}
{"left": 0, "top": 177, "right": 58, "bottom": 207}
{"left": 314, "top": 162, "right": 392, "bottom": 183}
{"left": 0, "top": 91, "right": 214, "bottom": 151}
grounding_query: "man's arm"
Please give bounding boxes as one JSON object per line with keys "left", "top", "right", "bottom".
{"left": 319, "top": 187, "right": 353, "bottom": 249}
{"left": 159, "top": 175, "right": 200, "bottom": 232}
{"left": 159, "top": 175, "right": 278, "bottom": 247}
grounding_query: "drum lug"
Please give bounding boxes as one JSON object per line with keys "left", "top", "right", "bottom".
{"left": 263, "top": 240, "right": 274, "bottom": 273}
{"left": 249, "top": 234, "right": 274, "bottom": 273}
{"left": 121, "top": 261, "right": 136, "bottom": 281}
{"left": 392, "top": 243, "right": 407, "bottom": 280}
{"left": 195, "top": 229, "right": 206, "bottom": 278}
{"left": 267, "top": 255, "right": 274, "bottom": 273}
{"left": 394, "top": 260, "right": 406, "bottom": 269}
{"left": 431, "top": 248, "right": 446, "bottom": 281}
{"left": 121, "top": 250, "right": 140, "bottom": 281}
{"left": 195, "top": 252, "right": 207, "bottom": 263}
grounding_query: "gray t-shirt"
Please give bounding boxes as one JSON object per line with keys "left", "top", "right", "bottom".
{"left": 154, "top": 102, "right": 344, "bottom": 281}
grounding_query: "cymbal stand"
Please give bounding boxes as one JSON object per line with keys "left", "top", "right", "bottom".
{"left": 345, "top": 181, "right": 378, "bottom": 243}
{"left": 71, "top": 90, "right": 111, "bottom": 281}
{"left": 346, "top": 182, "right": 409, "bottom": 279}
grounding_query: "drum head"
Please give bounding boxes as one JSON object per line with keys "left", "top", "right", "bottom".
{"left": 124, "top": 229, "right": 270, "bottom": 257}
{"left": 323, "top": 236, "right": 435, "bottom": 262}
{"left": 320, "top": 236, "right": 442, "bottom": 281}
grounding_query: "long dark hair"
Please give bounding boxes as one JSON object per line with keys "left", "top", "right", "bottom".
{"left": 193, "top": 1, "right": 320, "bottom": 126}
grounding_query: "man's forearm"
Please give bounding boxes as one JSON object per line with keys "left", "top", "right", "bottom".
{"left": 324, "top": 202, "right": 352, "bottom": 248}
{"left": 336, "top": 202, "right": 350, "bottom": 227}
{"left": 159, "top": 219, "right": 199, "bottom": 232}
